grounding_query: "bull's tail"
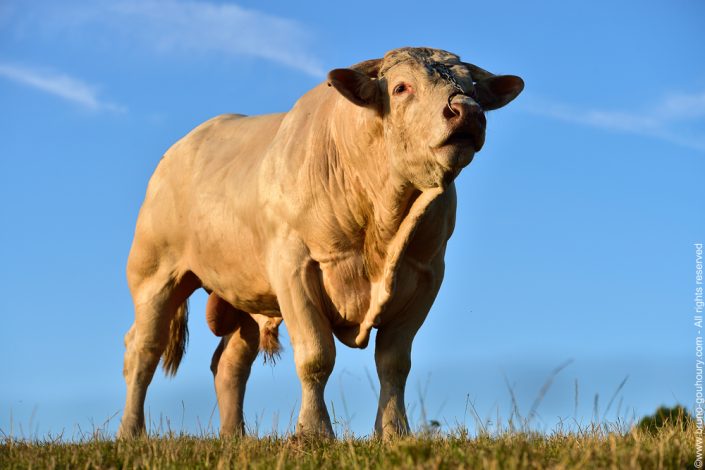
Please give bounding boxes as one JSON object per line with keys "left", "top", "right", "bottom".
{"left": 260, "top": 318, "right": 282, "bottom": 364}
{"left": 162, "top": 300, "right": 189, "bottom": 376}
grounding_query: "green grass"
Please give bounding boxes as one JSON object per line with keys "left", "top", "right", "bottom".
{"left": 0, "top": 420, "right": 696, "bottom": 469}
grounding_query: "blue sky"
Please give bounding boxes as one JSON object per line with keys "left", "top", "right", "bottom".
{"left": 1, "top": 0, "right": 703, "bottom": 438}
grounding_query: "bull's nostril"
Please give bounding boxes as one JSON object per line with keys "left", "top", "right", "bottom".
{"left": 443, "top": 103, "right": 458, "bottom": 120}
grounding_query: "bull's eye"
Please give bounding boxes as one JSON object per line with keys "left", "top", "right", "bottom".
{"left": 393, "top": 83, "right": 410, "bottom": 95}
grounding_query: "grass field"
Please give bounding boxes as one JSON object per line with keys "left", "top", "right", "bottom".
{"left": 0, "top": 418, "right": 695, "bottom": 469}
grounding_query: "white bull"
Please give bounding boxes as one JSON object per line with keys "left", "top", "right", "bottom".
{"left": 118, "top": 47, "right": 523, "bottom": 439}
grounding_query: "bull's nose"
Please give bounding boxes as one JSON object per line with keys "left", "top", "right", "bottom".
{"left": 441, "top": 94, "right": 486, "bottom": 151}
{"left": 443, "top": 94, "right": 485, "bottom": 128}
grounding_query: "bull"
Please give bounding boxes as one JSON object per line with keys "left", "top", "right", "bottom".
{"left": 118, "top": 47, "right": 523, "bottom": 439}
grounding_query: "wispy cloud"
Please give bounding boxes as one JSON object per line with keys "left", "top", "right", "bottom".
{"left": 0, "top": 63, "right": 125, "bottom": 112}
{"left": 20, "top": 0, "right": 324, "bottom": 78}
{"left": 522, "top": 90, "right": 705, "bottom": 152}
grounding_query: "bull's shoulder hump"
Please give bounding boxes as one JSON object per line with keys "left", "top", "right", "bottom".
{"left": 190, "top": 113, "right": 247, "bottom": 132}
{"left": 186, "top": 112, "right": 286, "bottom": 136}
{"left": 203, "top": 113, "right": 287, "bottom": 125}
{"left": 168, "top": 112, "right": 287, "bottom": 153}
{"left": 189, "top": 113, "right": 248, "bottom": 136}
{"left": 201, "top": 112, "right": 287, "bottom": 138}
{"left": 168, "top": 114, "right": 247, "bottom": 148}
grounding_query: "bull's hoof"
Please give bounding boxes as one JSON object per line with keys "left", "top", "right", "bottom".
{"left": 375, "top": 420, "right": 411, "bottom": 441}
{"left": 291, "top": 430, "right": 335, "bottom": 443}
{"left": 219, "top": 424, "right": 247, "bottom": 440}
{"left": 294, "top": 421, "right": 335, "bottom": 441}
{"left": 117, "top": 421, "right": 146, "bottom": 439}
{"left": 379, "top": 429, "right": 410, "bottom": 441}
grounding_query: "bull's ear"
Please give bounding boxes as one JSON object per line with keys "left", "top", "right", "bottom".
{"left": 327, "top": 68, "right": 380, "bottom": 108}
{"left": 474, "top": 75, "right": 524, "bottom": 111}
{"left": 351, "top": 58, "right": 383, "bottom": 78}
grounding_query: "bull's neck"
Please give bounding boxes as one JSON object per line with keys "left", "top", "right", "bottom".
{"left": 330, "top": 107, "right": 419, "bottom": 277}
{"left": 352, "top": 160, "right": 418, "bottom": 236}
{"left": 364, "top": 177, "right": 421, "bottom": 280}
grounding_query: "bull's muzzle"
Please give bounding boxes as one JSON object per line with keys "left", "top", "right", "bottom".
{"left": 441, "top": 93, "right": 486, "bottom": 152}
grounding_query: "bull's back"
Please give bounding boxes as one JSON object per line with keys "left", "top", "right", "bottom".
{"left": 130, "top": 113, "right": 286, "bottom": 309}
{"left": 140, "top": 112, "right": 285, "bottom": 230}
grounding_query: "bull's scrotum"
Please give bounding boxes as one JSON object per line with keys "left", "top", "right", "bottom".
{"left": 118, "top": 47, "right": 523, "bottom": 440}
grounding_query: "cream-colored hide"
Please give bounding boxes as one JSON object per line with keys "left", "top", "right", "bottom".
{"left": 118, "top": 47, "right": 523, "bottom": 439}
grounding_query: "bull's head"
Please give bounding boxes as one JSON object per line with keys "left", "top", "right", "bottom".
{"left": 327, "top": 47, "right": 523, "bottom": 189}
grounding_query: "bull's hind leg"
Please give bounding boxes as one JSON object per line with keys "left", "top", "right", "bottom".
{"left": 117, "top": 267, "right": 199, "bottom": 438}
{"left": 208, "top": 295, "right": 260, "bottom": 436}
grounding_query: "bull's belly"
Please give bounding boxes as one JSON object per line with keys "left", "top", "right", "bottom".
{"left": 196, "top": 265, "right": 280, "bottom": 316}
{"left": 187, "top": 226, "right": 280, "bottom": 316}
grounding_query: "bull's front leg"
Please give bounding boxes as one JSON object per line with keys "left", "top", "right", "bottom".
{"left": 374, "top": 259, "right": 443, "bottom": 440}
{"left": 291, "top": 324, "right": 335, "bottom": 437}
{"left": 271, "top": 253, "right": 336, "bottom": 438}
{"left": 374, "top": 323, "right": 415, "bottom": 438}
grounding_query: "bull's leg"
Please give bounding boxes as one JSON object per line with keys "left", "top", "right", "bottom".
{"left": 374, "top": 261, "right": 444, "bottom": 440}
{"left": 118, "top": 268, "right": 198, "bottom": 438}
{"left": 291, "top": 322, "right": 335, "bottom": 437}
{"left": 374, "top": 323, "right": 416, "bottom": 438}
{"left": 209, "top": 310, "right": 259, "bottom": 437}
{"left": 271, "top": 257, "right": 336, "bottom": 438}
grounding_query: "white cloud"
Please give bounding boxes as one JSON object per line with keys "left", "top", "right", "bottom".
{"left": 0, "top": 63, "right": 125, "bottom": 112}
{"left": 658, "top": 91, "right": 705, "bottom": 120}
{"left": 522, "top": 91, "right": 705, "bottom": 152}
{"left": 26, "top": 0, "right": 324, "bottom": 78}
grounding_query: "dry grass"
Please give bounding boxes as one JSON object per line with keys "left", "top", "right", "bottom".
{"left": 2, "top": 370, "right": 694, "bottom": 468}
{"left": 0, "top": 418, "right": 695, "bottom": 469}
